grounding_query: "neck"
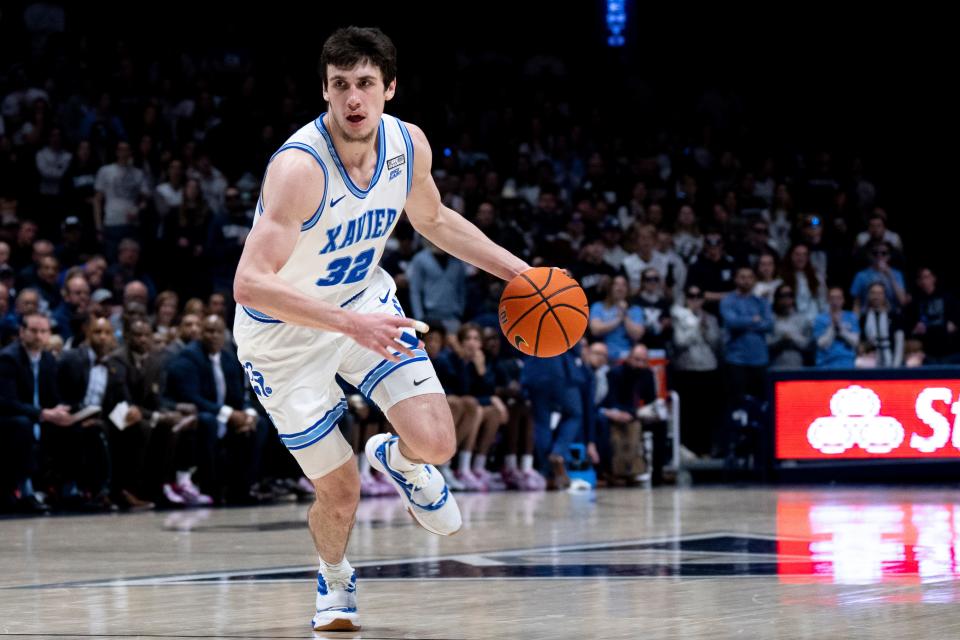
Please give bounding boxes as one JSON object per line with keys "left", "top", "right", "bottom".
{"left": 325, "top": 113, "right": 378, "bottom": 171}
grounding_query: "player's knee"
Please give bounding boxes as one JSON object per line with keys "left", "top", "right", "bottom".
{"left": 313, "top": 475, "right": 360, "bottom": 517}
{"left": 420, "top": 429, "right": 457, "bottom": 465}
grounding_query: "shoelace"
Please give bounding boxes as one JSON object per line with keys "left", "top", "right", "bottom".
{"left": 324, "top": 573, "right": 354, "bottom": 592}
{"left": 408, "top": 467, "right": 431, "bottom": 492}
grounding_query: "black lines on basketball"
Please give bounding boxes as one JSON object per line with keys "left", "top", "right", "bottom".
{"left": 546, "top": 304, "right": 571, "bottom": 350}
{"left": 503, "top": 284, "right": 581, "bottom": 336}
{"left": 549, "top": 303, "right": 589, "bottom": 320}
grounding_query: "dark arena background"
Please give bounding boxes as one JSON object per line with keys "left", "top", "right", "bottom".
{"left": 0, "top": 3, "right": 955, "bottom": 639}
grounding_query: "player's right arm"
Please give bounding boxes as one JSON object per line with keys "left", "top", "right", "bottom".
{"left": 233, "top": 152, "right": 416, "bottom": 361}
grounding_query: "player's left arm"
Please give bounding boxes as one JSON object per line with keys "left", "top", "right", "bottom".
{"left": 402, "top": 124, "right": 529, "bottom": 282}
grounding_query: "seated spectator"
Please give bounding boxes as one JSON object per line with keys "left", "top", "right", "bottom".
{"left": 634, "top": 268, "right": 672, "bottom": 350}
{"left": 571, "top": 238, "right": 617, "bottom": 304}
{"left": 107, "top": 318, "right": 203, "bottom": 505}
{"left": 589, "top": 275, "right": 644, "bottom": 361}
{"left": 599, "top": 216, "right": 627, "bottom": 271}
{"left": 15, "top": 239, "right": 55, "bottom": 291}
{"left": 781, "top": 243, "right": 826, "bottom": 323}
{"left": 3, "top": 288, "right": 42, "bottom": 343}
{"left": 481, "top": 326, "right": 543, "bottom": 490}
{"left": 855, "top": 208, "right": 903, "bottom": 255}
{"left": 860, "top": 282, "right": 905, "bottom": 367}
{"left": 456, "top": 323, "right": 508, "bottom": 489}
{"left": 904, "top": 267, "right": 960, "bottom": 364}
{"left": 408, "top": 239, "right": 466, "bottom": 334}
{"left": 425, "top": 323, "right": 482, "bottom": 492}
{"left": 686, "top": 232, "right": 737, "bottom": 315}
{"left": 59, "top": 315, "right": 152, "bottom": 510}
{"left": 814, "top": 287, "right": 860, "bottom": 369}
{"left": 31, "top": 254, "right": 62, "bottom": 310}
{"left": 52, "top": 272, "right": 90, "bottom": 343}
{"left": 850, "top": 240, "right": 909, "bottom": 313}
{"left": 655, "top": 228, "right": 687, "bottom": 301}
{"left": 621, "top": 224, "right": 668, "bottom": 295}
{"left": 768, "top": 284, "right": 812, "bottom": 368}
{"left": 166, "top": 315, "right": 269, "bottom": 504}
{"left": 166, "top": 312, "right": 202, "bottom": 358}
{"left": 601, "top": 344, "right": 665, "bottom": 484}
{"left": 672, "top": 204, "right": 703, "bottom": 263}
{"left": 152, "top": 290, "right": 179, "bottom": 337}
{"left": 0, "top": 313, "right": 73, "bottom": 514}
{"left": 671, "top": 285, "right": 723, "bottom": 457}
{"left": 752, "top": 250, "right": 782, "bottom": 305}
{"left": 720, "top": 267, "right": 773, "bottom": 401}
{"left": 55, "top": 216, "right": 87, "bottom": 271}
{"left": 104, "top": 238, "right": 157, "bottom": 302}
{"left": 730, "top": 218, "right": 777, "bottom": 269}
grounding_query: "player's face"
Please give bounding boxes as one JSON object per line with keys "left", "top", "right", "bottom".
{"left": 324, "top": 62, "right": 396, "bottom": 144}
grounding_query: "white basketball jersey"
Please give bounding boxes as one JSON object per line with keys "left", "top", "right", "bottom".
{"left": 241, "top": 112, "right": 414, "bottom": 323}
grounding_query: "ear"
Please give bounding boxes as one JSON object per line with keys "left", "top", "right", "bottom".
{"left": 384, "top": 79, "right": 397, "bottom": 102}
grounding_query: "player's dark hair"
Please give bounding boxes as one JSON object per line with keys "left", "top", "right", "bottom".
{"left": 320, "top": 26, "right": 397, "bottom": 90}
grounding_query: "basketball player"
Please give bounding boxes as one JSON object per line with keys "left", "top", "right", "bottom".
{"left": 233, "top": 27, "right": 529, "bottom": 631}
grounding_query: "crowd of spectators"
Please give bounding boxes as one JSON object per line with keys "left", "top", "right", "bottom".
{"left": 3, "top": 5, "right": 957, "bottom": 514}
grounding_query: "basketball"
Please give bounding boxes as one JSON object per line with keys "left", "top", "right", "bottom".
{"left": 498, "top": 267, "right": 589, "bottom": 357}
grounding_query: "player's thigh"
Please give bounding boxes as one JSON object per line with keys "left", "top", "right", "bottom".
{"left": 237, "top": 337, "right": 353, "bottom": 480}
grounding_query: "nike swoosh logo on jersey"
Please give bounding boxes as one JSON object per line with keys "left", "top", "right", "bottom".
{"left": 413, "top": 377, "right": 432, "bottom": 386}
{"left": 378, "top": 290, "right": 391, "bottom": 303}
{"left": 330, "top": 194, "right": 346, "bottom": 207}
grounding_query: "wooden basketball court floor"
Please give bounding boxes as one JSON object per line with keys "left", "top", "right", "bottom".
{"left": 3, "top": 487, "right": 960, "bottom": 639}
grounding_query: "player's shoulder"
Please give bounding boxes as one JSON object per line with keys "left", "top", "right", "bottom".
{"left": 268, "top": 145, "right": 327, "bottom": 185}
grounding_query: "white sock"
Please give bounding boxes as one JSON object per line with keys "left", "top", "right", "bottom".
{"left": 521, "top": 454, "right": 534, "bottom": 472}
{"left": 458, "top": 450, "right": 473, "bottom": 473}
{"left": 473, "top": 454, "right": 487, "bottom": 473}
{"left": 319, "top": 556, "right": 353, "bottom": 579}
{"left": 504, "top": 454, "right": 518, "bottom": 471}
{"left": 358, "top": 453, "right": 371, "bottom": 476}
{"left": 176, "top": 470, "right": 192, "bottom": 486}
{"left": 388, "top": 441, "right": 418, "bottom": 472}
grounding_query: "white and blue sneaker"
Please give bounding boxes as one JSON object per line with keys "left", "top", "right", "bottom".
{"left": 312, "top": 569, "right": 360, "bottom": 632}
{"left": 365, "top": 434, "right": 462, "bottom": 536}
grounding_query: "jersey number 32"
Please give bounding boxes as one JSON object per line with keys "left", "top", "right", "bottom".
{"left": 315, "top": 248, "right": 375, "bottom": 287}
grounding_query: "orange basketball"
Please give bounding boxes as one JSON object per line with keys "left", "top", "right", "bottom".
{"left": 498, "top": 267, "right": 589, "bottom": 357}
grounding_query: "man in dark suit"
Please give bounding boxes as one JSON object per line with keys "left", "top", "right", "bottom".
{"left": 166, "top": 314, "right": 269, "bottom": 504}
{"left": 602, "top": 344, "right": 667, "bottom": 485}
{"left": 108, "top": 318, "right": 200, "bottom": 505}
{"left": 0, "top": 313, "right": 74, "bottom": 513}
{"left": 58, "top": 315, "right": 149, "bottom": 510}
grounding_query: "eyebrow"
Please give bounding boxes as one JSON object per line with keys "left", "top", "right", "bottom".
{"left": 329, "top": 74, "right": 378, "bottom": 83}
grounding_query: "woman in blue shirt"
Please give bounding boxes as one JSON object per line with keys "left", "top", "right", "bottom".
{"left": 589, "top": 275, "right": 644, "bottom": 362}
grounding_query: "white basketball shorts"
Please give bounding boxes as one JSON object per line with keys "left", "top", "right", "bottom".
{"left": 234, "top": 268, "right": 445, "bottom": 479}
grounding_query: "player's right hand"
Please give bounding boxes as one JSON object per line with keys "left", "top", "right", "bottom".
{"left": 346, "top": 312, "right": 420, "bottom": 362}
